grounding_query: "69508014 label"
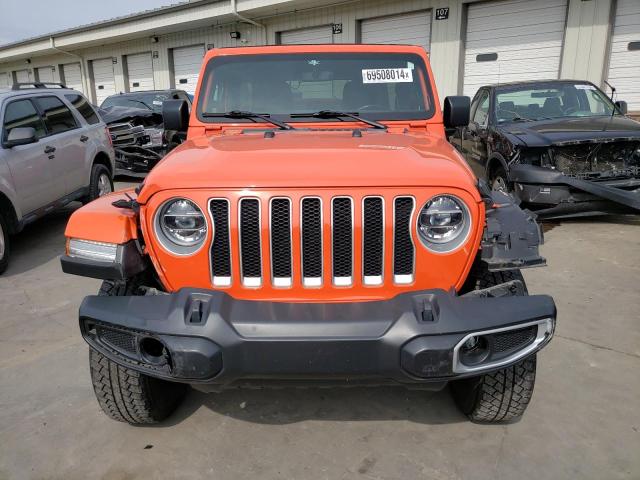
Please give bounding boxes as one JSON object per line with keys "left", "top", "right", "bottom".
{"left": 361, "top": 68, "right": 413, "bottom": 84}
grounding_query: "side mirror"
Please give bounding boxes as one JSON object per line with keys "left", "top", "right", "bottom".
{"left": 615, "top": 100, "right": 628, "bottom": 115}
{"left": 163, "top": 100, "right": 189, "bottom": 132}
{"left": 5, "top": 127, "right": 37, "bottom": 148}
{"left": 443, "top": 96, "right": 471, "bottom": 128}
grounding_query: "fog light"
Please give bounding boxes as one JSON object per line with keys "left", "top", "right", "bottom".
{"left": 459, "top": 335, "right": 489, "bottom": 366}
{"left": 462, "top": 336, "right": 479, "bottom": 351}
{"left": 68, "top": 239, "right": 119, "bottom": 263}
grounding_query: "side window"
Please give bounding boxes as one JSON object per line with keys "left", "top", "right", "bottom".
{"left": 33, "top": 96, "right": 78, "bottom": 135}
{"left": 2, "top": 99, "right": 46, "bottom": 142}
{"left": 472, "top": 91, "right": 490, "bottom": 126}
{"left": 65, "top": 94, "right": 100, "bottom": 125}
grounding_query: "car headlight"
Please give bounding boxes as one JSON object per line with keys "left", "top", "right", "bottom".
{"left": 417, "top": 195, "right": 471, "bottom": 253}
{"left": 155, "top": 198, "right": 207, "bottom": 254}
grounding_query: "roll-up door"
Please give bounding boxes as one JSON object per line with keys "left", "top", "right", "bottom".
{"left": 127, "top": 52, "right": 154, "bottom": 92}
{"left": 14, "top": 69, "right": 31, "bottom": 84}
{"left": 173, "top": 45, "right": 205, "bottom": 95}
{"left": 0, "top": 72, "right": 9, "bottom": 88}
{"left": 92, "top": 58, "right": 116, "bottom": 105}
{"left": 279, "top": 26, "right": 333, "bottom": 45}
{"left": 360, "top": 11, "right": 432, "bottom": 51}
{"left": 463, "top": 0, "right": 568, "bottom": 97}
{"left": 63, "top": 63, "right": 83, "bottom": 92}
{"left": 607, "top": 0, "right": 640, "bottom": 112}
{"left": 36, "top": 66, "right": 55, "bottom": 83}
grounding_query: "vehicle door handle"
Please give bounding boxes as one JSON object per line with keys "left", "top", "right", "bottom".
{"left": 44, "top": 146, "right": 56, "bottom": 154}
{"left": 80, "top": 135, "right": 89, "bottom": 143}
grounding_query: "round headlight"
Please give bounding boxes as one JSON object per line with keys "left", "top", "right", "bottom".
{"left": 417, "top": 195, "right": 471, "bottom": 253}
{"left": 155, "top": 198, "right": 207, "bottom": 254}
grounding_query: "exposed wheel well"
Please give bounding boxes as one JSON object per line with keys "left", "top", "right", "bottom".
{"left": 93, "top": 152, "right": 113, "bottom": 176}
{"left": 0, "top": 192, "right": 19, "bottom": 234}
{"left": 486, "top": 156, "right": 507, "bottom": 181}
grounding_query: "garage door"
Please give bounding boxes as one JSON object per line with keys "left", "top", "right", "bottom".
{"left": 173, "top": 45, "right": 205, "bottom": 95}
{"left": 14, "top": 69, "right": 31, "bottom": 84}
{"left": 0, "top": 72, "right": 9, "bottom": 89}
{"left": 92, "top": 58, "right": 116, "bottom": 105}
{"left": 279, "top": 26, "right": 333, "bottom": 45}
{"left": 463, "top": 0, "right": 568, "bottom": 97}
{"left": 36, "top": 66, "right": 55, "bottom": 83}
{"left": 360, "top": 11, "right": 431, "bottom": 51}
{"left": 63, "top": 63, "right": 83, "bottom": 92}
{"left": 127, "top": 52, "right": 154, "bottom": 92}
{"left": 607, "top": 0, "right": 640, "bottom": 112}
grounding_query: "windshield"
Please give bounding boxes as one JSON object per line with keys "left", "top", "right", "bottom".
{"left": 197, "top": 53, "right": 435, "bottom": 123}
{"left": 495, "top": 82, "right": 618, "bottom": 123}
{"left": 101, "top": 92, "right": 178, "bottom": 113}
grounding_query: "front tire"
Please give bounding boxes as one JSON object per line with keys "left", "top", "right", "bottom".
{"left": 89, "top": 349, "right": 188, "bottom": 424}
{"left": 0, "top": 211, "right": 10, "bottom": 275}
{"left": 85, "top": 164, "right": 113, "bottom": 203}
{"left": 89, "top": 280, "right": 188, "bottom": 424}
{"left": 490, "top": 165, "right": 511, "bottom": 194}
{"left": 452, "top": 263, "right": 537, "bottom": 423}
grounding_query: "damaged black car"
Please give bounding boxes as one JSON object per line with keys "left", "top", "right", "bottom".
{"left": 450, "top": 80, "right": 640, "bottom": 217}
{"left": 99, "top": 90, "right": 191, "bottom": 176}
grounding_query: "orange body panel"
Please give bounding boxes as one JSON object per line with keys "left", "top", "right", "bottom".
{"left": 65, "top": 191, "right": 138, "bottom": 244}
{"left": 66, "top": 44, "right": 485, "bottom": 303}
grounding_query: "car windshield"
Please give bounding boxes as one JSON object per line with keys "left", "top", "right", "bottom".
{"left": 197, "top": 52, "right": 435, "bottom": 123}
{"left": 101, "top": 92, "right": 177, "bottom": 113}
{"left": 495, "top": 82, "right": 618, "bottom": 123}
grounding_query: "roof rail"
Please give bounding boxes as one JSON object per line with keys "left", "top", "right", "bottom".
{"left": 11, "top": 82, "right": 68, "bottom": 90}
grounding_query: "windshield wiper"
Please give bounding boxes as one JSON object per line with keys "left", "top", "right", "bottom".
{"left": 291, "top": 110, "right": 387, "bottom": 130}
{"left": 202, "top": 110, "right": 294, "bottom": 130}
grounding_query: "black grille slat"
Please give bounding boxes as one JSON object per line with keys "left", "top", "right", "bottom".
{"left": 393, "top": 197, "right": 414, "bottom": 277}
{"left": 270, "top": 198, "right": 292, "bottom": 279}
{"left": 301, "top": 198, "right": 322, "bottom": 279}
{"left": 239, "top": 199, "right": 262, "bottom": 281}
{"left": 332, "top": 197, "right": 353, "bottom": 280}
{"left": 363, "top": 197, "right": 384, "bottom": 278}
{"left": 210, "top": 200, "right": 231, "bottom": 279}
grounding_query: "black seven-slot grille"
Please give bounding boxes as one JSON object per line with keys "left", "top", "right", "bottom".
{"left": 208, "top": 196, "right": 415, "bottom": 288}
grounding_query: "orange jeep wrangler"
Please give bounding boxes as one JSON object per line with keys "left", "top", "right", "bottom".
{"left": 62, "top": 45, "right": 556, "bottom": 425}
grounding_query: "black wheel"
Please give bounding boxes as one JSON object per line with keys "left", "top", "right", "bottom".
{"left": 0, "top": 211, "right": 10, "bottom": 275}
{"left": 452, "top": 262, "right": 536, "bottom": 423}
{"left": 490, "top": 165, "right": 511, "bottom": 194}
{"left": 88, "top": 280, "right": 188, "bottom": 424}
{"left": 85, "top": 164, "right": 113, "bottom": 203}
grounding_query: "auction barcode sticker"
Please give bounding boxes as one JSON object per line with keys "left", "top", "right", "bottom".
{"left": 362, "top": 68, "right": 413, "bottom": 84}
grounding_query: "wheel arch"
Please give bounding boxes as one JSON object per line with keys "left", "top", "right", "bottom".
{"left": 0, "top": 191, "right": 20, "bottom": 234}
{"left": 485, "top": 153, "right": 509, "bottom": 182}
{"left": 93, "top": 151, "right": 113, "bottom": 176}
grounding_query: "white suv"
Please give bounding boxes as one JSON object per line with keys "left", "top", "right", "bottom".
{"left": 0, "top": 83, "right": 115, "bottom": 273}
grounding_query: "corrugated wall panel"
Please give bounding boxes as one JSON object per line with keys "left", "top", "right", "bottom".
{"left": 607, "top": 0, "right": 640, "bottom": 111}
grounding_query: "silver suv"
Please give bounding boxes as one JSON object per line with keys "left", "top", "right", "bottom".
{"left": 0, "top": 83, "right": 115, "bottom": 273}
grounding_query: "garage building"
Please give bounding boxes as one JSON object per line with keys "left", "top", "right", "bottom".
{"left": 0, "top": 0, "right": 636, "bottom": 114}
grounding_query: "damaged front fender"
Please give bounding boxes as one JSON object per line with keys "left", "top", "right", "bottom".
{"left": 480, "top": 189, "right": 546, "bottom": 272}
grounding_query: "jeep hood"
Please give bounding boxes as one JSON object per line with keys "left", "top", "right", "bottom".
{"left": 500, "top": 115, "right": 640, "bottom": 148}
{"left": 138, "top": 130, "right": 477, "bottom": 202}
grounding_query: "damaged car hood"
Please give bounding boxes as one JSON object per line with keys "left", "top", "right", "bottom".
{"left": 98, "top": 105, "right": 163, "bottom": 125}
{"left": 500, "top": 115, "right": 640, "bottom": 147}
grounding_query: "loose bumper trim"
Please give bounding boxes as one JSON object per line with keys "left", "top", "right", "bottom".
{"left": 79, "top": 288, "right": 556, "bottom": 387}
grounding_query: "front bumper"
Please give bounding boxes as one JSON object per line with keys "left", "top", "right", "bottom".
{"left": 510, "top": 164, "right": 640, "bottom": 217}
{"left": 79, "top": 288, "right": 556, "bottom": 390}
